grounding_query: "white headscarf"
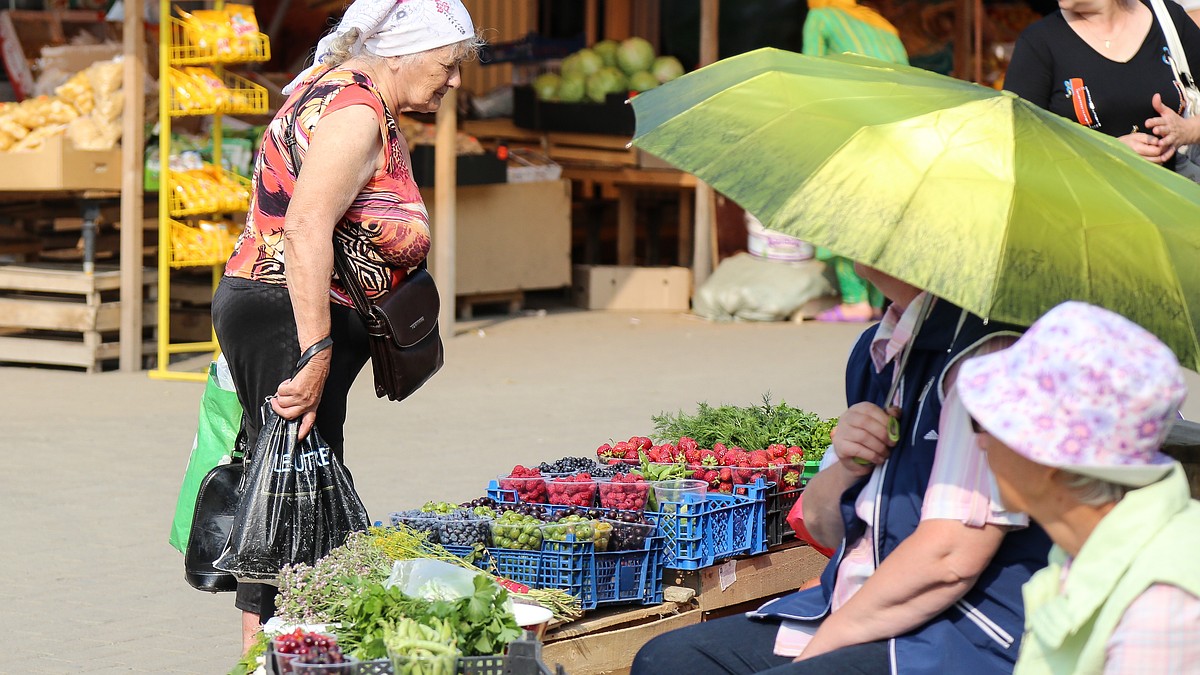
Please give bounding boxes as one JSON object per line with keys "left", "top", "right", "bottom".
{"left": 283, "top": 0, "right": 474, "bottom": 94}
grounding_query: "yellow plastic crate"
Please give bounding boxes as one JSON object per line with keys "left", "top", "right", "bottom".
{"left": 169, "top": 69, "right": 269, "bottom": 117}
{"left": 169, "top": 219, "right": 239, "bottom": 268}
{"left": 168, "top": 166, "right": 253, "bottom": 218}
{"left": 167, "top": 16, "right": 271, "bottom": 66}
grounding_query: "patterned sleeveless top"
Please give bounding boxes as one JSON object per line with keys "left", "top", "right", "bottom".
{"left": 224, "top": 68, "right": 431, "bottom": 306}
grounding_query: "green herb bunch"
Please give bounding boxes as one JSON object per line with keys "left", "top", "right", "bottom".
{"left": 275, "top": 531, "right": 393, "bottom": 625}
{"left": 652, "top": 393, "right": 837, "bottom": 460}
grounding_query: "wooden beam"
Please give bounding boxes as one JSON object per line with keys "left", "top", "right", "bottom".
{"left": 119, "top": 0, "right": 146, "bottom": 371}
{"left": 433, "top": 89, "right": 458, "bottom": 338}
{"left": 585, "top": 0, "right": 598, "bottom": 46}
{"left": 693, "top": 0, "right": 719, "bottom": 288}
{"left": 604, "top": 0, "right": 633, "bottom": 41}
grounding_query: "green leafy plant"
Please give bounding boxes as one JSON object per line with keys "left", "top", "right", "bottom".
{"left": 652, "top": 393, "right": 836, "bottom": 460}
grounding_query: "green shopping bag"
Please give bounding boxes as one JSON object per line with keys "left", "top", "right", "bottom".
{"left": 169, "top": 359, "right": 242, "bottom": 553}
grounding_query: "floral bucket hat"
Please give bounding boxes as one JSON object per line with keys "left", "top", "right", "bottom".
{"left": 958, "top": 301, "right": 1187, "bottom": 488}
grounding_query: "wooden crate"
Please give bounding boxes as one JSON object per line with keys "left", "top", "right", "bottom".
{"left": 0, "top": 263, "right": 155, "bottom": 371}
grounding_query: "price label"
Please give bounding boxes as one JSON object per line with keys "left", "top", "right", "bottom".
{"left": 719, "top": 560, "right": 737, "bottom": 591}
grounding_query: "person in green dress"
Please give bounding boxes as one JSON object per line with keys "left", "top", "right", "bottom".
{"left": 804, "top": 0, "right": 908, "bottom": 322}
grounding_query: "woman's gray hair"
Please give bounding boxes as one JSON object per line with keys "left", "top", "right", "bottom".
{"left": 321, "top": 28, "right": 486, "bottom": 68}
{"left": 1061, "top": 471, "right": 1131, "bottom": 507}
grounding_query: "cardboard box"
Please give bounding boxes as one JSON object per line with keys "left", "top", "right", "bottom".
{"left": 0, "top": 134, "right": 122, "bottom": 190}
{"left": 572, "top": 265, "right": 692, "bottom": 311}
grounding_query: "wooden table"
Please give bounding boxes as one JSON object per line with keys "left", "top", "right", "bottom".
{"left": 540, "top": 543, "right": 829, "bottom": 675}
{"left": 462, "top": 119, "right": 707, "bottom": 268}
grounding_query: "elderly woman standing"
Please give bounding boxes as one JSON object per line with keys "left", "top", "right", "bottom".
{"left": 958, "top": 301, "right": 1200, "bottom": 673}
{"left": 212, "top": 0, "right": 479, "bottom": 649}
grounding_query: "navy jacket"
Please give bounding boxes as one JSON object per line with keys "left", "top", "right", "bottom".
{"left": 754, "top": 300, "right": 1052, "bottom": 674}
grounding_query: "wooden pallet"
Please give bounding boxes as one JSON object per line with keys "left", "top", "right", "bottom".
{"left": 456, "top": 290, "right": 524, "bottom": 320}
{"left": 0, "top": 263, "right": 155, "bottom": 371}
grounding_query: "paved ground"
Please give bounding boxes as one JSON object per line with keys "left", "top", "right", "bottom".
{"left": 5, "top": 303, "right": 1200, "bottom": 673}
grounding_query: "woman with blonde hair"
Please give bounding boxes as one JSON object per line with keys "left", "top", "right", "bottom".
{"left": 211, "top": 0, "right": 481, "bottom": 650}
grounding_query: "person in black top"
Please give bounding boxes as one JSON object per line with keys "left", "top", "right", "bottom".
{"left": 1005, "top": 0, "right": 1200, "bottom": 172}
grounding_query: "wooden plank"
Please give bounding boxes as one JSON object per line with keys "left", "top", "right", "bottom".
{"left": 541, "top": 608, "right": 700, "bottom": 675}
{"left": 548, "top": 132, "right": 633, "bottom": 151}
{"left": 0, "top": 265, "right": 123, "bottom": 293}
{"left": 120, "top": 0, "right": 146, "bottom": 371}
{"left": 0, "top": 335, "right": 106, "bottom": 368}
{"left": 546, "top": 602, "right": 687, "bottom": 642}
{"left": 549, "top": 144, "right": 638, "bottom": 168}
{"left": 617, "top": 186, "right": 636, "bottom": 266}
{"left": 0, "top": 297, "right": 97, "bottom": 331}
{"left": 433, "top": 89, "right": 458, "bottom": 338}
{"left": 696, "top": 544, "right": 829, "bottom": 613}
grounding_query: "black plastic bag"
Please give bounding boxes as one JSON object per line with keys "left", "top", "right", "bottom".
{"left": 213, "top": 400, "right": 369, "bottom": 584}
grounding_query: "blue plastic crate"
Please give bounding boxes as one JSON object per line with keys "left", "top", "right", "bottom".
{"left": 592, "top": 535, "right": 664, "bottom": 606}
{"left": 649, "top": 482, "right": 768, "bottom": 570}
{"left": 490, "top": 538, "right": 598, "bottom": 610}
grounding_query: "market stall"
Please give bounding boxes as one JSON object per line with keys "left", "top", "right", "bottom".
{"left": 216, "top": 395, "right": 836, "bottom": 674}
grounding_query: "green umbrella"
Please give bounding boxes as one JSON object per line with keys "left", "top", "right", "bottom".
{"left": 631, "top": 48, "right": 1200, "bottom": 370}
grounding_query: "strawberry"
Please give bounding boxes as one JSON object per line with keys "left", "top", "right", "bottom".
{"left": 783, "top": 469, "right": 801, "bottom": 486}
{"left": 699, "top": 449, "right": 718, "bottom": 467}
{"left": 703, "top": 469, "right": 719, "bottom": 487}
{"left": 691, "top": 467, "right": 707, "bottom": 480}
{"left": 596, "top": 443, "right": 614, "bottom": 459}
{"left": 684, "top": 447, "right": 700, "bottom": 464}
{"left": 632, "top": 436, "right": 653, "bottom": 452}
{"left": 788, "top": 450, "right": 805, "bottom": 465}
{"left": 713, "top": 443, "right": 728, "bottom": 462}
{"left": 717, "top": 482, "right": 734, "bottom": 494}
{"left": 678, "top": 437, "right": 699, "bottom": 454}
{"left": 768, "top": 443, "right": 787, "bottom": 459}
{"left": 623, "top": 446, "right": 639, "bottom": 460}
{"left": 718, "top": 467, "right": 732, "bottom": 483}
{"left": 749, "top": 450, "right": 771, "bottom": 468}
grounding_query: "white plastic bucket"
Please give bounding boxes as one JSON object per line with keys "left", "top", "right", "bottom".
{"left": 745, "top": 212, "right": 814, "bottom": 262}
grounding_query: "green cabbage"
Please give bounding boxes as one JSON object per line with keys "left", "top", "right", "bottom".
{"left": 592, "top": 39, "right": 620, "bottom": 68}
{"left": 628, "top": 71, "right": 659, "bottom": 92}
{"left": 616, "top": 37, "right": 656, "bottom": 76}
{"left": 652, "top": 55, "right": 685, "bottom": 83}
{"left": 586, "top": 66, "right": 627, "bottom": 103}
{"left": 533, "top": 72, "right": 561, "bottom": 101}
{"left": 557, "top": 75, "right": 586, "bottom": 103}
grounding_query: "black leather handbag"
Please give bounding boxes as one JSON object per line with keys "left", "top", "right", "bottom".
{"left": 184, "top": 456, "right": 244, "bottom": 592}
{"left": 333, "top": 247, "right": 444, "bottom": 402}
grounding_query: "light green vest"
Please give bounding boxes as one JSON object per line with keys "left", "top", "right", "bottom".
{"left": 1014, "top": 464, "right": 1200, "bottom": 675}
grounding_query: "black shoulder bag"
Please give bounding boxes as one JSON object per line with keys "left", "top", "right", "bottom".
{"left": 283, "top": 75, "right": 445, "bottom": 402}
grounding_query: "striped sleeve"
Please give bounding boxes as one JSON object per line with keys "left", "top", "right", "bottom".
{"left": 921, "top": 334, "right": 1028, "bottom": 528}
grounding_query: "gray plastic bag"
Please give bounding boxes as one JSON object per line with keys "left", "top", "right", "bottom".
{"left": 693, "top": 252, "right": 835, "bottom": 322}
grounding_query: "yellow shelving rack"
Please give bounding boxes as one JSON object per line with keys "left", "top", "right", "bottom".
{"left": 150, "top": 0, "right": 270, "bottom": 382}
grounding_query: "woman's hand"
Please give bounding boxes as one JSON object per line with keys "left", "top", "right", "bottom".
{"left": 271, "top": 351, "right": 331, "bottom": 440}
{"left": 1147, "top": 93, "right": 1200, "bottom": 150}
{"left": 1118, "top": 127, "right": 1176, "bottom": 165}
{"left": 830, "top": 402, "right": 899, "bottom": 475}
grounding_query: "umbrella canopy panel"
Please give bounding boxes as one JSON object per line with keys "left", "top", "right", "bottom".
{"left": 632, "top": 48, "right": 1200, "bottom": 369}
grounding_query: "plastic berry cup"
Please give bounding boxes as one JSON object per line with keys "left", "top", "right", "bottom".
{"left": 545, "top": 476, "right": 599, "bottom": 507}
{"left": 497, "top": 473, "right": 549, "bottom": 504}
{"left": 602, "top": 518, "right": 656, "bottom": 550}
{"left": 598, "top": 478, "right": 649, "bottom": 510}
{"left": 652, "top": 479, "right": 709, "bottom": 514}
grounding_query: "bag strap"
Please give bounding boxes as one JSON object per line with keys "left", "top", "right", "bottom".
{"left": 280, "top": 73, "right": 426, "bottom": 323}
{"left": 293, "top": 336, "right": 334, "bottom": 379}
{"left": 1151, "top": 0, "right": 1197, "bottom": 103}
